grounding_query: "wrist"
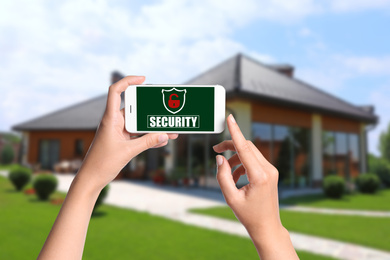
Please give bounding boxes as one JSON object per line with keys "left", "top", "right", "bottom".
{"left": 248, "top": 221, "right": 287, "bottom": 245}
{"left": 249, "top": 224, "right": 293, "bottom": 257}
{"left": 70, "top": 170, "right": 103, "bottom": 201}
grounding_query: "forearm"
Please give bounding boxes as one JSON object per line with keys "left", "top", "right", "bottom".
{"left": 249, "top": 225, "right": 298, "bottom": 260}
{"left": 37, "top": 172, "right": 101, "bottom": 260}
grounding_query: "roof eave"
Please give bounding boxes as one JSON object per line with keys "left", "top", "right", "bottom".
{"left": 227, "top": 91, "right": 378, "bottom": 125}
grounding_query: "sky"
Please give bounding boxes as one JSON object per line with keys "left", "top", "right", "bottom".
{"left": 0, "top": 0, "right": 390, "bottom": 155}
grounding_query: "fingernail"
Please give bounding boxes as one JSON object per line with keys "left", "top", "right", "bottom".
{"left": 230, "top": 114, "right": 236, "bottom": 124}
{"left": 158, "top": 134, "right": 168, "bottom": 143}
{"left": 216, "top": 155, "right": 223, "bottom": 166}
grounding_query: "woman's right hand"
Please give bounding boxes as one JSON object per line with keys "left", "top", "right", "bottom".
{"left": 213, "top": 114, "right": 298, "bottom": 260}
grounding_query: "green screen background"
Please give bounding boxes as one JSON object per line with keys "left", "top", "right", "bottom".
{"left": 136, "top": 86, "right": 214, "bottom": 131}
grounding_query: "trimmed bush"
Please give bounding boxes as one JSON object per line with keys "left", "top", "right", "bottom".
{"left": 93, "top": 185, "right": 109, "bottom": 213}
{"left": 33, "top": 174, "right": 58, "bottom": 200}
{"left": 356, "top": 173, "right": 381, "bottom": 194}
{"left": 323, "top": 175, "right": 345, "bottom": 199}
{"left": 1, "top": 145, "right": 14, "bottom": 164}
{"left": 9, "top": 166, "right": 32, "bottom": 191}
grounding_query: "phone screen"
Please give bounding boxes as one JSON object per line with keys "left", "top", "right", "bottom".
{"left": 136, "top": 86, "right": 215, "bottom": 132}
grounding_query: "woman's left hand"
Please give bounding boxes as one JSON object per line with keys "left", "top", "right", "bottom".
{"left": 76, "top": 75, "right": 178, "bottom": 193}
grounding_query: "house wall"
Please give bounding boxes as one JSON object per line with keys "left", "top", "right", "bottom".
{"left": 27, "top": 130, "right": 95, "bottom": 165}
{"left": 225, "top": 98, "right": 365, "bottom": 188}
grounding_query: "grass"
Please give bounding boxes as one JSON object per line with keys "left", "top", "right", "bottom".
{"left": 279, "top": 190, "right": 390, "bottom": 211}
{"left": 0, "top": 163, "right": 20, "bottom": 171}
{"left": 0, "top": 176, "right": 334, "bottom": 260}
{"left": 191, "top": 206, "right": 390, "bottom": 252}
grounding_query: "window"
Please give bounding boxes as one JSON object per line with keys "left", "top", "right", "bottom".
{"left": 322, "top": 131, "right": 360, "bottom": 180}
{"left": 252, "top": 123, "right": 272, "bottom": 162}
{"left": 274, "top": 125, "right": 293, "bottom": 187}
{"left": 348, "top": 134, "right": 360, "bottom": 178}
{"left": 292, "top": 127, "right": 311, "bottom": 188}
{"left": 75, "top": 139, "right": 84, "bottom": 156}
{"left": 335, "top": 132, "right": 348, "bottom": 178}
{"left": 323, "top": 131, "right": 335, "bottom": 175}
{"left": 252, "top": 122, "right": 311, "bottom": 188}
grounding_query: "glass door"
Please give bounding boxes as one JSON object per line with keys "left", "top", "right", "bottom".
{"left": 39, "top": 139, "right": 60, "bottom": 170}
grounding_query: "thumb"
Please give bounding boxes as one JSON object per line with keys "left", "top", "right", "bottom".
{"left": 130, "top": 133, "right": 169, "bottom": 156}
{"left": 216, "top": 155, "right": 238, "bottom": 202}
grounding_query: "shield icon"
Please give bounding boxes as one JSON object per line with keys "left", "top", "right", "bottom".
{"left": 162, "top": 88, "right": 187, "bottom": 114}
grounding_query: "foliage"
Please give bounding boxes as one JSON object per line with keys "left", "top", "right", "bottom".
{"left": 93, "top": 184, "right": 109, "bottom": 212}
{"left": 379, "top": 122, "right": 390, "bottom": 161}
{"left": 322, "top": 175, "right": 345, "bottom": 199}
{"left": 356, "top": 173, "right": 381, "bottom": 194}
{"left": 1, "top": 145, "right": 14, "bottom": 165}
{"left": 33, "top": 174, "right": 58, "bottom": 200}
{"left": 8, "top": 166, "right": 32, "bottom": 191}
{"left": 368, "top": 154, "right": 390, "bottom": 187}
{"left": 0, "top": 132, "right": 21, "bottom": 144}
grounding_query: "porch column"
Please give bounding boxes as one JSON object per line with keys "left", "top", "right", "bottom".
{"left": 360, "top": 123, "right": 367, "bottom": 174}
{"left": 21, "top": 131, "right": 29, "bottom": 165}
{"left": 164, "top": 139, "right": 176, "bottom": 176}
{"left": 311, "top": 114, "right": 323, "bottom": 187}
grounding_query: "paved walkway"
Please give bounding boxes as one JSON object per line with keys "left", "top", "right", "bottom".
{"left": 53, "top": 173, "right": 390, "bottom": 260}
{"left": 281, "top": 205, "right": 390, "bottom": 217}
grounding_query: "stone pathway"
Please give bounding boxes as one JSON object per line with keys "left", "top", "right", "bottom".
{"left": 53, "top": 173, "right": 390, "bottom": 260}
{"left": 281, "top": 205, "right": 390, "bottom": 217}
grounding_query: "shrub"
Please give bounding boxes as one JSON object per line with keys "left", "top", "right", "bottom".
{"left": 356, "top": 173, "right": 381, "bottom": 194}
{"left": 33, "top": 174, "right": 58, "bottom": 200}
{"left": 9, "top": 166, "right": 32, "bottom": 191}
{"left": 368, "top": 155, "right": 390, "bottom": 187}
{"left": 1, "top": 145, "right": 14, "bottom": 165}
{"left": 323, "top": 175, "right": 345, "bottom": 199}
{"left": 93, "top": 185, "right": 109, "bottom": 213}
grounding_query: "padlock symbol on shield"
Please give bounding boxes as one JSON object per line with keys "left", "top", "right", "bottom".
{"left": 162, "top": 88, "right": 187, "bottom": 114}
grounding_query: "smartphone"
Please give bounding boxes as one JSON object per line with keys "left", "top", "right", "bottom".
{"left": 125, "top": 84, "right": 225, "bottom": 133}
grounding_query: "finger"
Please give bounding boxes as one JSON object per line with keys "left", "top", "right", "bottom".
{"left": 216, "top": 155, "right": 238, "bottom": 201}
{"left": 227, "top": 153, "right": 241, "bottom": 168}
{"left": 213, "top": 140, "right": 236, "bottom": 153}
{"left": 106, "top": 76, "right": 145, "bottom": 116}
{"left": 129, "top": 133, "right": 168, "bottom": 156}
{"left": 232, "top": 165, "right": 246, "bottom": 183}
{"left": 153, "top": 140, "right": 168, "bottom": 148}
{"left": 248, "top": 141, "right": 269, "bottom": 167}
{"left": 168, "top": 133, "right": 179, "bottom": 139}
{"left": 227, "top": 114, "right": 260, "bottom": 181}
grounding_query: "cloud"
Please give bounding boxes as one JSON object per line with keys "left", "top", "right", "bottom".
{"left": 1, "top": 0, "right": 390, "bottom": 136}
{"left": 338, "top": 56, "right": 390, "bottom": 75}
{"left": 329, "top": 0, "right": 390, "bottom": 12}
{"left": 0, "top": 0, "right": 274, "bottom": 131}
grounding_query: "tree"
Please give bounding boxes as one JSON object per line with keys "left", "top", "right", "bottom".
{"left": 1, "top": 145, "right": 14, "bottom": 164}
{"left": 379, "top": 122, "right": 390, "bottom": 161}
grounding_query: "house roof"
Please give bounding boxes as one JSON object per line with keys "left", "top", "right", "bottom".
{"left": 186, "top": 54, "right": 377, "bottom": 124}
{"left": 13, "top": 95, "right": 107, "bottom": 131}
{"left": 13, "top": 53, "right": 377, "bottom": 131}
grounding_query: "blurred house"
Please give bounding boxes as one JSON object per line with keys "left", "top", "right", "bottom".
{"left": 13, "top": 54, "right": 377, "bottom": 189}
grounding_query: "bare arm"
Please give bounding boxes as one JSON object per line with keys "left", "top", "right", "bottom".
{"left": 214, "top": 114, "right": 299, "bottom": 260}
{"left": 37, "top": 76, "right": 178, "bottom": 260}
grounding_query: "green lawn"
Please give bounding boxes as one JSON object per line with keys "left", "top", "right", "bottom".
{"left": 280, "top": 190, "right": 390, "bottom": 211}
{"left": 0, "top": 176, "right": 333, "bottom": 260}
{"left": 0, "top": 163, "right": 20, "bottom": 171}
{"left": 191, "top": 206, "right": 390, "bottom": 252}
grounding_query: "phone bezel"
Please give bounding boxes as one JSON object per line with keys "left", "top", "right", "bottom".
{"left": 125, "top": 84, "right": 225, "bottom": 134}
